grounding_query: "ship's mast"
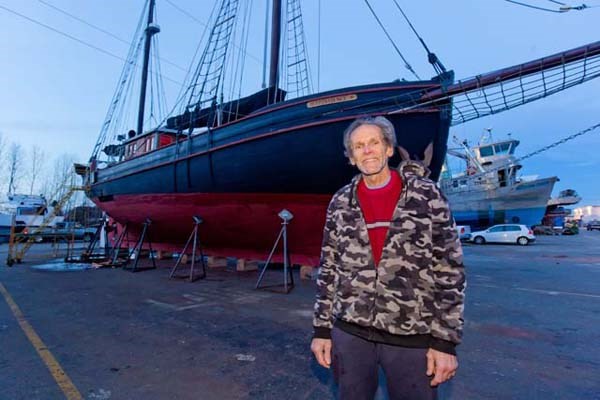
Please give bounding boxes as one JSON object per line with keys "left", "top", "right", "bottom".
{"left": 137, "top": 0, "right": 160, "bottom": 136}
{"left": 261, "top": 1, "right": 270, "bottom": 89}
{"left": 452, "top": 137, "right": 486, "bottom": 174}
{"left": 268, "top": 0, "right": 282, "bottom": 98}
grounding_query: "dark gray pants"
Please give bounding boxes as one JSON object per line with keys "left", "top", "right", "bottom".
{"left": 332, "top": 327, "right": 438, "bottom": 400}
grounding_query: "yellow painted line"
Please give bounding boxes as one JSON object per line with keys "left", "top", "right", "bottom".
{"left": 0, "top": 282, "right": 82, "bottom": 400}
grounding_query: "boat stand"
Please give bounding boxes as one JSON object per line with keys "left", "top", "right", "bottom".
{"left": 255, "top": 210, "right": 294, "bottom": 294}
{"left": 123, "top": 218, "right": 156, "bottom": 272}
{"left": 89, "top": 222, "right": 109, "bottom": 260}
{"left": 170, "top": 216, "right": 206, "bottom": 282}
{"left": 106, "top": 223, "right": 130, "bottom": 267}
{"left": 66, "top": 221, "right": 107, "bottom": 263}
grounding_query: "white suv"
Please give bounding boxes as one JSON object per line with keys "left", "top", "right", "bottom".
{"left": 470, "top": 224, "right": 536, "bottom": 246}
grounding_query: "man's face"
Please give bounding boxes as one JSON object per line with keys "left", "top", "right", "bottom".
{"left": 349, "top": 124, "right": 393, "bottom": 176}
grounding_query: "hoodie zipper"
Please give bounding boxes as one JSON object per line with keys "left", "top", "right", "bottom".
{"left": 351, "top": 177, "right": 378, "bottom": 328}
{"left": 353, "top": 171, "right": 409, "bottom": 329}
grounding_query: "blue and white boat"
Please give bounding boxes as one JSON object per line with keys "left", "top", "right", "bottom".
{"left": 440, "top": 134, "right": 557, "bottom": 229}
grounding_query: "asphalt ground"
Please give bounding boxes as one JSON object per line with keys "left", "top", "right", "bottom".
{"left": 1, "top": 232, "right": 599, "bottom": 400}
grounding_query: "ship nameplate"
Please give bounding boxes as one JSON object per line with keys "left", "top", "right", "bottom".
{"left": 307, "top": 94, "right": 357, "bottom": 108}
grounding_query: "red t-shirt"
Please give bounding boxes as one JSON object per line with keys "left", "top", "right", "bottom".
{"left": 357, "top": 170, "right": 403, "bottom": 266}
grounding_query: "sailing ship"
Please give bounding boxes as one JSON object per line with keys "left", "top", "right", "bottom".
{"left": 83, "top": 0, "right": 600, "bottom": 265}
{"left": 440, "top": 133, "right": 557, "bottom": 228}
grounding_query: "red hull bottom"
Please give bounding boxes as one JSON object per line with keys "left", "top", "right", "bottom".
{"left": 94, "top": 193, "right": 332, "bottom": 266}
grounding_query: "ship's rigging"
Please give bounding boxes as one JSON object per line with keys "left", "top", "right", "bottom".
{"left": 80, "top": 0, "right": 600, "bottom": 265}
{"left": 92, "top": 0, "right": 318, "bottom": 162}
{"left": 90, "top": 0, "right": 600, "bottom": 166}
{"left": 503, "top": 0, "right": 596, "bottom": 13}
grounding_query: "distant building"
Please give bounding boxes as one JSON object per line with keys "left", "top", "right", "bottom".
{"left": 573, "top": 205, "right": 600, "bottom": 223}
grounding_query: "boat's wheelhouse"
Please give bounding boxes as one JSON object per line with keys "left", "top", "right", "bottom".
{"left": 475, "top": 139, "right": 518, "bottom": 161}
{"left": 123, "top": 130, "right": 178, "bottom": 160}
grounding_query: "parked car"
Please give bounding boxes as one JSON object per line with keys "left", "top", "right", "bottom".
{"left": 23, "top": 222, "right": 98, "bottom": 242}
{"left": 470, "top": 224, "right": 535, "bottom": 246}
{"left": 586, "top": 220, "right": 600, "bottom": 231}
{"left": 455, "top": 225, "right": 471, "bottom": 241}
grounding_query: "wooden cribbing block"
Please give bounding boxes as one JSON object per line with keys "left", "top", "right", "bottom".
{"left": 207, "top": 256, "right": 227, "bottom": 268}
{"left": 300, "top": 265, "right": 316, "bottom": 280}
{"left": 236, "top": 259, "right": 258, "bottom": 272}
{"left": 138, "top": 249, "right": 150, "bottom": 258}
{"left": 157, "top": 251, "right": 173, "bottom": 260}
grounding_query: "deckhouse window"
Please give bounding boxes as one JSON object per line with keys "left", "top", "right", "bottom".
{"left": 17, "top": 207, "right": 44, "bottom": 216}
{"left": 494, "top": 143, "right": 511, "bottom": 155}
{"left": 479, "top": 146, "right": 494, "bottom": 157}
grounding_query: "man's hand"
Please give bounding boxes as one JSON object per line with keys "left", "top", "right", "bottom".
{"left": 311, "top": 338, "right": 332, "bottom": 368}
{"left": 426, "top": 348, "right": 458, "bottom": 386}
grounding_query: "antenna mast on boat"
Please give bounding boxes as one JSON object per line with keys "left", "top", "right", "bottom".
{"left": 137, "top": 0, "right": 160, "bottom": 136}
{"left": 268, "top": 0, "right": 282, "bottom": 100}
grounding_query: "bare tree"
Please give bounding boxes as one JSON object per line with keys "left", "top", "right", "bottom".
{"left": 0, "top": 132, "right": 6, "bottom": 194}
{"left": 7, "top": 142, "right": 23, "bottom": 195}
{"left": 41, "top": 153, "right": 79, "bottom": 213}
{"left": 27, "top": 145, "right": 45, "bottom": 195}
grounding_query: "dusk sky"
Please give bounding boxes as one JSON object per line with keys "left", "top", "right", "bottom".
{"left": 0, "top": 0, "right": 599, "bottom": 204}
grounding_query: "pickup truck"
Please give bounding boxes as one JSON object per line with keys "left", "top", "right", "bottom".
{"left": 24, "top": 222, "right": 98, "bottom": 242}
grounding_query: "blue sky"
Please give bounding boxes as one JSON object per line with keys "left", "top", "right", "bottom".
{"left": 0, "top": 0, "right": 599, "bottom": 204}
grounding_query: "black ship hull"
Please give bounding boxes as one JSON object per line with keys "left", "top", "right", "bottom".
{"left": 89, "top": 80, "right": 451, "bottom": 264}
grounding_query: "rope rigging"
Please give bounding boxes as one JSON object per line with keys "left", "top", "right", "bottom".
{"left": 362, "top": 0, "right": 421, "bottom": 80}
{"left": 503, "top": 0, "right": 595, "bottom": 13}
{"left": 511, "top": 122, "right": 600, "bottom": 164}
{"left": 36, "top": 0, "right": 187, "bottom": 73}
{"left": 162, "top": 1, "right": 218, "bottom": 129}
{"left": 317, "top": 0, "right": 321, "bottom": 92}
{"left": 165, "top": 0, "right": 262, "bottom": 64}
{"left": 316, "top": 40, "right": 600, "bottom": 132}
{"left": 183, "top": 0, "right": 240, "bottom": 119}
{"left": 505, "top": 0, "right": 570, "bottom": 12}
{"left": 168, "top": 0, "right": 314, "bottom": 131}
{"left": 90, "top": 1, "right": 148, "bottom": 161}
{"left": 282, "top": 0, "right": 312, "bottom": 98}
{"left": 224, "top": 0, "right": 253, "bottom": 124}
{"left": 87, "top": 0, "right": 600, "bottom": 168}
{"left": 91, "top": 0, "right": 172, "bottom": 162}
{"left": 390, "top": 0, "right": 447, "bottom": 75}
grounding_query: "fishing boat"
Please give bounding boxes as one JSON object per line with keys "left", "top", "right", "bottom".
{"left": 83, "top": 0, "right": 600, "bottom": 265}
{"left": 440, "top": 133, "right": 557, "bottom": 229}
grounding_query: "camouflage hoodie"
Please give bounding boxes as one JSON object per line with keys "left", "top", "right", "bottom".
{"left": 313, "top": 160, "right": 465, "bottom": 350}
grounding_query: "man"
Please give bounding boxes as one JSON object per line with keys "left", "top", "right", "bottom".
{"left": 311, "top": 116, "right": 465, "bottom": 400}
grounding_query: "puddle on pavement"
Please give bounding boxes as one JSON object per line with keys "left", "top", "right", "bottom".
{"left": 30, "top": 259, "right": 93, "bottom": 272}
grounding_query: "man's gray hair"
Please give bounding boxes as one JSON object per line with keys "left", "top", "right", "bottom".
{"left": 343, "top": 116, "right": 397, "bottom": 159}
